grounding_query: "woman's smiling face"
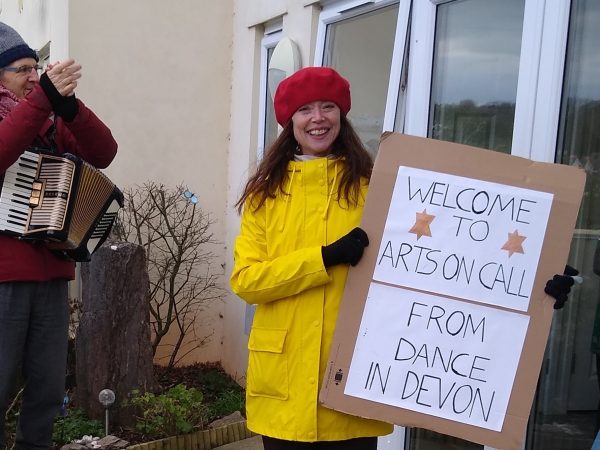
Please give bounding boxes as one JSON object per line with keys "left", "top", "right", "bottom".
{"left": 291, "top": 100, "right": 341, "bottom": 156}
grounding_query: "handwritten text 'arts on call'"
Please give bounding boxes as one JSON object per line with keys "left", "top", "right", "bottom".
{"left": 373, "top": 167, "right": 553, "bottom": 312}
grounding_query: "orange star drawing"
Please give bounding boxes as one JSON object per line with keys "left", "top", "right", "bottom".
{"left": 409, "top": 209, "right": 435, "bottom": 240}
{"left": 501, "top": 230, "right": 527, "bottom": 257}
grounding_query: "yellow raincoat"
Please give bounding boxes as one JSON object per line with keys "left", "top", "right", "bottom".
{"left": 230, "top": 158, "right": 393, "bottom": 442}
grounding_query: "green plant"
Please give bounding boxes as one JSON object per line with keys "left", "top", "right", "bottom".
{"left": 127, "top": 384, "right": 208, "bottom": 438}
{"left": 192, "top": 364, "right": 245, "bottom": 420}
{"left": 195, "top": 365, "right": 238, "bottom": 399}
{"left": 207, "top": 388, "right": 245, "bottom": 420}
{"left": 52, "top": 408, "right": 104, "bottom": 445}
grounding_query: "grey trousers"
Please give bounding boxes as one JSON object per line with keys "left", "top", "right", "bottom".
{"left": 0, "top": 280, "right": 69, "bottom": 450}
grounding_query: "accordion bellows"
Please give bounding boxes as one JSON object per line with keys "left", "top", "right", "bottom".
{"left": 0, "top": 149, "right": 123, "bottom": 261}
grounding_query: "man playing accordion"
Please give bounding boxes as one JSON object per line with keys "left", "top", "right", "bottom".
{"left": 0, "top": 21, "right": 117, "bottom": 450}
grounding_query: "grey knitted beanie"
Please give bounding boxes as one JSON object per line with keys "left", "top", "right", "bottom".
{"left": 0, "top": 22, "right": 38, "bottom": 68}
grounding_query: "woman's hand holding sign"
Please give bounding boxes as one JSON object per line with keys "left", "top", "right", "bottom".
{"left": 322, "top": 227, "right": 369, "bottom": 268}
{"left": 545, "top": 265, "right": 580, "bottom": 309}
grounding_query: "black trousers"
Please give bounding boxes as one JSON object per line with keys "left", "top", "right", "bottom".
{"left": 262, "top": 436, "right": 378, "bottom": 450}
{"left": 0, "top": 280, "right": 69, "bottom": 450}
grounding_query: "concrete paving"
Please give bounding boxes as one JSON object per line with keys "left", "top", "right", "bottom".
{"left": 214, "top": 435, "right": 264, "bottom": 450}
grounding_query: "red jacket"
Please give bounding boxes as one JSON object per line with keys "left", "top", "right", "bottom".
{"left": 0, "top": 85, "right": 117, "bottom": 282}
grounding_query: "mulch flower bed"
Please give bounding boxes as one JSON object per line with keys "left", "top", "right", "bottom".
{"left": 111, "top": 362, "right": 245, "bottom": 446}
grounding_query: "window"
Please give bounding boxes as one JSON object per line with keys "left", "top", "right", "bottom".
{"left": 257, "top": 21, "right": 282, "bottom": 159}
{"left": 37, "top": 41, "right": 51, "bottom": 70}
{"left": 428, "top": 0, "right": 525, "bottom": 153}
{"left": 317, "top": 0, "right": 400, "bottom": 156}
{"left": 263, "top": 44, "right": 279, "bottom": 152}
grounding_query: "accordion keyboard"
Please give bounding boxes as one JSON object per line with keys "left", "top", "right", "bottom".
{"left": 85, "top": 198, "right": 121, "bottom": 255}
{"left": 0, "top": 151, "right": 39, "bottom": 234}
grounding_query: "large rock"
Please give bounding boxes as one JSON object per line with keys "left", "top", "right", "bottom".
{"left": 77, "top": 242, "right": 155, "bottom": 426}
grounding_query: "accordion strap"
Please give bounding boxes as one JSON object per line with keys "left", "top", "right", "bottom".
{"left": 31, "top": 120, "right": 58, "bottom": 153}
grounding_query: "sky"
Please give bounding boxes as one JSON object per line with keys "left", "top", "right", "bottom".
{"left": 431, "top": 0, "right": 525, "bottom": 106}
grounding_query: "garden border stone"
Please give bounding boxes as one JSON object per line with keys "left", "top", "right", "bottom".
{"left": 126, "top": 420, "right": 256, "bottom": 450}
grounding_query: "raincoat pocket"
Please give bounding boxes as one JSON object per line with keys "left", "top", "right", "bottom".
{"left": 247, "top": 327, "right": 289, "bottom": 400}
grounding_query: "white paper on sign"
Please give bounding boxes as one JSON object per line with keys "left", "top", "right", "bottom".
{"left": 344, "top": 282, "right": 530, "bottom": 431}
{"left": 373, "top": 167, "right": 553, "bottom": 311}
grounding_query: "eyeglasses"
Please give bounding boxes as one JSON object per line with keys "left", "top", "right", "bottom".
{"left": 2, "top": 64, "right": 42, "bottom": 75}
{"left": 183, "top": 191, "right": 198, "bottom": 204}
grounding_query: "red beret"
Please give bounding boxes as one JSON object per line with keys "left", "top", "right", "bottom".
{"left": 273, "top": 66, "right": 351, "bottom": 126}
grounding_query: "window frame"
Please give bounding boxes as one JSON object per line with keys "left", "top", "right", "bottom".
{"left": 313, "top": 0, "right": 401, "bottom": 66}
{"left": 256, "top": 22, "right": 283, "bottom": 160}
{"left": 528, "top": 0, "right": 571, "bottom": 162}
{"left": 383, "top": 0, "right": 411, "bottom": 133}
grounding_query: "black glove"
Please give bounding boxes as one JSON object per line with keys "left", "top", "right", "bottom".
{"left": 39, "top": 72, "right": 79, "bottom": 122}
{"left": 544, "top": 265, "right": 579, "bottom": 310}
{"left": 322, "top": 227, "right": 369, "bottom": 268}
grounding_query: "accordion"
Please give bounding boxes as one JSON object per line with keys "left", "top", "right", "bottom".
{"left": 0, "top": 149, "right": 123, "bottom": 261}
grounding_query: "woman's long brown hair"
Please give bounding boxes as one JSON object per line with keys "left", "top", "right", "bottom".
{"left": 235, "top": 115, "right": 373, "bottom": 213}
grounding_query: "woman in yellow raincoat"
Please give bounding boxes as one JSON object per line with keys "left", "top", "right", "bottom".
{"left": 230, "top": 67, "right": 393, "bottom": 450}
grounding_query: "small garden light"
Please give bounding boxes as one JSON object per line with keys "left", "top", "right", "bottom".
{"left": 98, "top": 388, "right": 115, "bottom": 436}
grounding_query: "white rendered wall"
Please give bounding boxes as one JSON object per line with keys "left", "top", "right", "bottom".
{"left": 0, "top": 0, "right": 68, "bottom": 58}
{"left": 67, "top": 0, "right": 234, "bottom": 365}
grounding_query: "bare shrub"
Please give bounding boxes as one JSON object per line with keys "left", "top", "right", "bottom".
{"left": 111, "top": 182, "right": 222, "bottom": 368}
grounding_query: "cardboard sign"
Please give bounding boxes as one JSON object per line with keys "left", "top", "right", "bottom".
{"left": 319, "top": 133, "right": 585, "bottom": 450}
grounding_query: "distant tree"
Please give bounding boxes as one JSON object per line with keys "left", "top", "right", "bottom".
{"left": 111, "top": 182, "right": 222, "bottom": 369}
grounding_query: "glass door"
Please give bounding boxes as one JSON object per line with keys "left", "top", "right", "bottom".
{"left": 313, "top": 1, "right": 599, "bottom": 449}
{"left": 400, "top": 0, "right": 526, "bottom": 448}
{"left": 399, "top": 0, "right": 599, "bottom": 449}
{"left": 527, "top": 0, "right": 600, "bottom": 448}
